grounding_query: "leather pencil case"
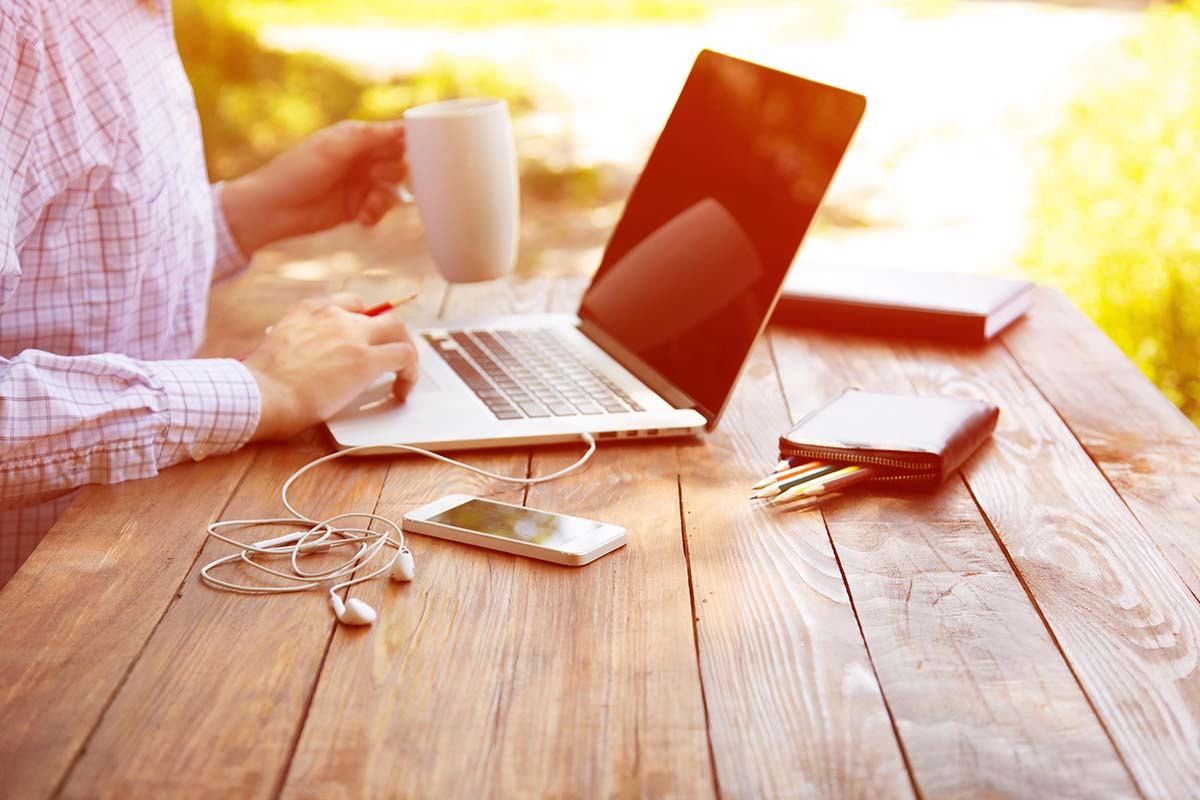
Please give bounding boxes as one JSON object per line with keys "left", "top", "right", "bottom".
{"left": 779, "top": 389, "right": 999, "bottom": 491}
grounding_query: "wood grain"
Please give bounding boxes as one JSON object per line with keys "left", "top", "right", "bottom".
{"left": 1002, "top": 288, "right": 1200, "bottom": 601}
{"left": 52, "top": 434, "right": 391, "bottom": 799}
{"left": 8, "top": 269, "right": 1200, "bottom": 799}
{"left": 0, "top": 451, "right": 253, "bottom": 800}
{"left": 51, "top": 265, "right": 445, "bottom": 798}
{"left": 276, "top": 277, "right": 569, "bottom": 799}
{"left": 494, "top": 277, "right": 712, "bottom": 796}
{"left": 679, "top": 337, "right": 914, "bottom": 798}
{"left": 893, "top": 331, "right": 1200, "bottom": 798}
{"left": 770, "top": 327, "right": 1138, "bottom": 798}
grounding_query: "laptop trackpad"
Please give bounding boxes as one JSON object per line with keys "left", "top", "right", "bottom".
{"left": 330, "top": 365, "right": 482, "bottom": 438}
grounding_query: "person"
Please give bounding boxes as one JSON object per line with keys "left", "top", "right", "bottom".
{"left": 0, "top": 0, "right": 421, "bottom": 586}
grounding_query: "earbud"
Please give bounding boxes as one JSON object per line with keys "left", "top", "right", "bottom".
{"left": 390, "top": 548, "right": 415, "bottom": 582}
{"left": 329, "top": 593, "right": 377, "bottom": 626}
{"left": 202, "top": 434, "right": 595, "bottom": 629}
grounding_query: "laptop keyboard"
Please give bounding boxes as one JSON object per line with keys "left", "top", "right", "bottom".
{"left": 423, "top": 328, "right": 646, "bottom": 420}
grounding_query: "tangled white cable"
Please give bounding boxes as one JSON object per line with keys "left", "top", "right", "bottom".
{"left": 200, "top": 433, "right": 596, "bottom": 626}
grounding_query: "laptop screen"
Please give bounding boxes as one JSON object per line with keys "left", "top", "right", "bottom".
{"left": 578, "top": 50, "right": 865, "bottom": 425}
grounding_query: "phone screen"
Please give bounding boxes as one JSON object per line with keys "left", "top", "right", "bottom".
{"left": 427, "top": 499, "right": 604, "bottom": 548}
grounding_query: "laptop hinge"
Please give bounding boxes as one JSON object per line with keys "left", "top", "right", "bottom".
{"left": 576, "top": 318, "right": 712, "bottom": 423}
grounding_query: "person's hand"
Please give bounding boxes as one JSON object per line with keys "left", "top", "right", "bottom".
{"left": 221, "top": 120, "right": 407, "bottom": 255}
{"left": 242, "top": 293, "right": 419, "bottom": 441}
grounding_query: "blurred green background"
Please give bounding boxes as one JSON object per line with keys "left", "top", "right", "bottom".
{"left": 1021, "top": 2, "right": 1199, "bottom": 419}
{"left": 178, "top": 0, "right": 1200, "bottom": 422}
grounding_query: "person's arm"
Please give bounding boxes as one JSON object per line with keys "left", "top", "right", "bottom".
{"left": 0, "top": 21, "right": 417, "bottom": 507}
{"left": 0, "top": 21, "right": 260, "bottom": 506}
{"left": 0, "top": 350, "right": 260, "bottom": 509}
{"left": 219, "top": 120, "right": 409, "bottom": 257}
{"left": 210, "top": 181, "right": 251, "bottom": 284}
{"left": 0, "top": 292, "right": 419, "bottom": 509}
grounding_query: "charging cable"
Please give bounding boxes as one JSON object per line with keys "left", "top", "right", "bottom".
{"left": 200, "top": 433, "right": 597, "bottom": 625}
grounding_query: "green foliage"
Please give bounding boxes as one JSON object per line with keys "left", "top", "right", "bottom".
{"left": 1022, "top": 1, "right": 1200, "bottom": 421}
{"left": 225, "top": 0, "right": 714, "bottom": 29}
{"left": 175, "top": 0, "right": 534, "bottom": 180}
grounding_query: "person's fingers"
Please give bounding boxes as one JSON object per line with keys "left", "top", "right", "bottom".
{"left": 343, "top": 177, "right": 375, "bottom": 224}
{"left": 356, "top": 186, "right": 397, "bottom": 226}
{"left": 365, "top": 312, "right": 415, "bottom": 346}
{"left": 370, "top": 342, "right": 420, "bottom": 398}
{"left": 392, "top": 369, "right": 418, "bottom": 403}
{"left": 319, "top": 120, "right": 405, "bottom": 163}
{"left": 369, "top": 138, "right": 406, "bottom": 160}
{"left": 368, "top": 158, "right": 408, "bottom": 183}
{"left": 292, "top": 292, "right": 365, "bottom": 315}
{"left": 326, "top": 292, "right": 367, "bottom": 312}
{"left": 389, "top": 349, "right": 420, "bottom": 400}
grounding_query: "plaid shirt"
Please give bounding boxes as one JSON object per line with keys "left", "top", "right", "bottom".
{"left": 0, "top": 0, "right": 261, "bottom": 585}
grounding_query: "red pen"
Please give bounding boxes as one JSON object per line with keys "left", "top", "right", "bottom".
{"left": 243, "top": 293, "right": 420, "bottom": 360}
{"left": 361, "top": 292, "right": 419, "bottom": 317}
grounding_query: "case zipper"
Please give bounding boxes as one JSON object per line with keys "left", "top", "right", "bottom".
{"left": 779, "top": 443, "right": 938, "bottom": 472}
{"left": 779, "top": 444, "right": 938, "bottom": 485}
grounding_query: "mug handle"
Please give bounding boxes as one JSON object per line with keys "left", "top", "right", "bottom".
{"left": 385, "top": 181, "right": 416, "bottom": 204}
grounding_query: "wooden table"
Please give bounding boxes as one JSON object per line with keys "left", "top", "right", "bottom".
{"left": 2, "top": 272, "right": 1200, "bottom": 799}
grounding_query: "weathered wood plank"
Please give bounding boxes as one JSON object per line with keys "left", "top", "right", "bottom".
{"left": 56, "top": 435, "right": 391, "bottom": 799}
{"left": 1002, "top": 287, "right": 1200, "bottom": 601}
{"left": 50, "top": 266, "right": 448, "bottom": 799}
{"left": 0, "top": 451, "right": 253, "bottom": 800}
{"left": 489, "top": 277, "right": 713, "bottom": 796}
{"left": 680, "top": 338, "right": 915, "bottom": 798}
{"left": 769, "top": 326, "right": 1138, "bottom": 798}
{"left": 277, "top": 277, "right": 559, "bottom": 798}
{"left": 894, "top": 331, "right": 1200, "bottom": 798}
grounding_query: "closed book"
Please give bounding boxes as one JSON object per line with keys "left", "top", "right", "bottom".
{"left": 772, "top": 263, "right": 1033, "bottom": 343}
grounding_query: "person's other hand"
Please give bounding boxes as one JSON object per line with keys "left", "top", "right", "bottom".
{"left": 221, "top": 120, "right": 407, "bottom": 255}
{"left": 242, "top": 293, "right": 419, "bottom": 441}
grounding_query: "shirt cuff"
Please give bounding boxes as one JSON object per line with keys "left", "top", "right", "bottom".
{"left": 210, "top": 181, "right": 251, "bottom": 283}
{"left": 145, "top": 358, "right": 261, "bottom": 466}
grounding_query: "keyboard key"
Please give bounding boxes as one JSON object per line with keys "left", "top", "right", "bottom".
{"left": 441, "top": 355, "right": 491, "bottom": 391}
{"left": 429, "top": 326, "right": 651, "bottom": 419}
{"left": 517, "top": 401, "right": 551, "bottom": 418}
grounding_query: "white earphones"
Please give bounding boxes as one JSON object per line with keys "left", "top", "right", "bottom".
{"left": 200, "top": 433, "right": 596, "bottom": 626}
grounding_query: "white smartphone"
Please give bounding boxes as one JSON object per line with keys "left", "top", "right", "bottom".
{"left": 402, "top": 494, "right": 626, "bottom": 566}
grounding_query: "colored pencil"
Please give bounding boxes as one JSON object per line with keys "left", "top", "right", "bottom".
{"left": 774, "top": 466, "right": 876, "bottom": 504}
{"left": 751, "top": 463, "right": 840, "bottom": 499}
{"left": 751, "top": 460, "right": 822, "bottom": 490}
{"left": 770, "top": 465, "right": 861, "bottom": 504}
{"left": 775, "top": 492, "right": 842, "bottom": 512}
{"left": 798, "top": 466, "right": 876, "bottom": 497}
{"left": 772, "top": 455, "right": 810, "bottom": 473}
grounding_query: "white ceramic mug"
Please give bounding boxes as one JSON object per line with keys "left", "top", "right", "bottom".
{"left": 401, "top": 98, "right": 519, "bottom": 283}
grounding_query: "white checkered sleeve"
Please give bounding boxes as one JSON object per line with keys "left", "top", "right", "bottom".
{"left": 1, "top": 2, "right": 264, "bottom": 582}
{"left": 146, "top": 358, "right": 261, "bottom": 464}
{"left": 0, "top": 351, "right": 260, "bottom": 510}
{"left": 210, "top": 181, "right": 250, "bottom": 283}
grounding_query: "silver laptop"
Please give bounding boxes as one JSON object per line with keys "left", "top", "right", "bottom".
{"left": 327, "top": 50, "right": 866, "bottom": 452}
